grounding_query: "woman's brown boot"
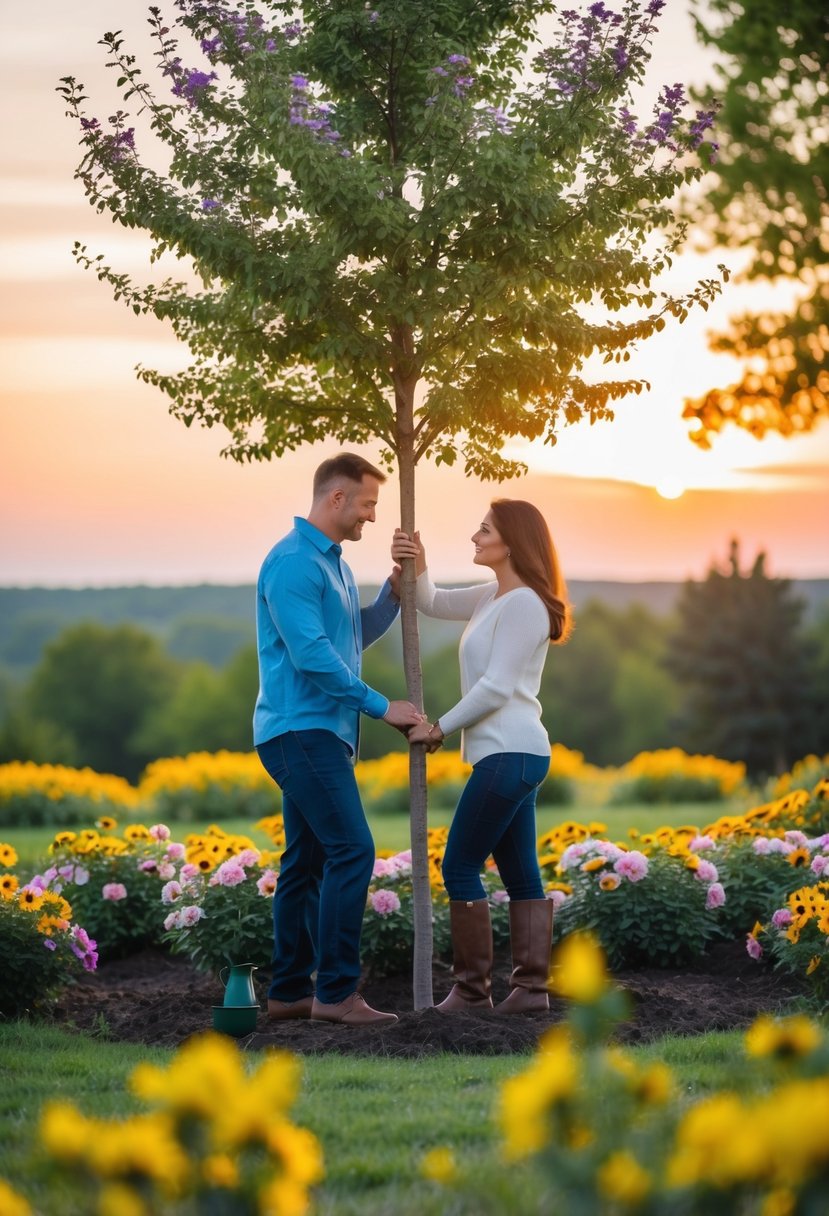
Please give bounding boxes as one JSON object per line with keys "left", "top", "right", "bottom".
{"left": 435, "top": 899, "right": 494, "bottom": 1011}
{"left": 493, "top": 898, "right": 553, "bottom": 1013}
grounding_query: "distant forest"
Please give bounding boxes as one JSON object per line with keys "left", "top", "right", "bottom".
{"left": 1, "top": 576, "right": 826, "bottom": 777}
{"left": 2, "top": 579, "right": 828, "bottom": 676}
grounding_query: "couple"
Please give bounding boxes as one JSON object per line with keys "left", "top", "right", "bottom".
{"left": 254, "top": 452, "right": 571, "bottom": 1027}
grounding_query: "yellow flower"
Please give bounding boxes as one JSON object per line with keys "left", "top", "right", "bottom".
{"left": 257, "top": 1175, "right": 311, "bottom": 1216}
{"left": 124, "top": 824, "right": 151, "bottom": 842}
{"left": 498, "top": 1026, "right": 578, "bottom": 1160}
{"left": 599, "top": 873, "right": 621, "bottom": 891}
{"left": 97, "top": 1182, "right": 147, "bottom": 1216}
{"left": 0, "top": 843, "right": 18, "bottom": 867}
{"left": 0, "top": 1179, "right": 33, "bottom": 1216}
{"left": 0, "top": 874, "right": 19, "bottom": 900}
{"left": 667, "top": 1093, "right": 766, "bottom": 1188}
{"left": 40, "top": 1101, "right": 91, "bottom": 1161}
{"left": 633, "top": 1062, "right": 674, "bottom": 1106}
{"left": 36, "top": 914, "right": 69, "bottom": 937}
{"left": 420, "top": 1147, "right": 459, "bottom": 1185}
{"left": 546, "top": 882, "right": 572, "bottom": 896}
{"left": 39, "top": 891, "right": 72, "bottom": 920}
{"left": 786, "top": 847, "right": 810, "bottom": 868}
{"left": 807, "top": 956, "right": 822, "bottom": 976}
{"left": 582, "top": 856, "right": 607, "bottom": 873}
{"left": 264, "top": 1122, "right": 324, "bottom": 1187}
{"left": 549, "top": 932, "right": 608, "bottom": 1003}
{"left": 202, "top": 1154, "right": 240, "bottom": 1189}
{"left": 597, "top": 1151, "right": 652, "bottom": 1207}
{"left": 745, "top": 1014, "right": 822, "bottom": 1059}
{"left": 17, "top": 888, "right": 44, "bottom": 913}
{"left": 96, "top": 816, "right": 118, "bottom": 832}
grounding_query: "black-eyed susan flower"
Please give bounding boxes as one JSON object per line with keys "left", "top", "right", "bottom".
{"left": 0, "top": 843, "right": 18, "bottom": 867}
{"left": 0, "top": 873, "right": 19, "bottom": 900}
{"left": 18, "top": 887, "right": 44, "bottom": 912}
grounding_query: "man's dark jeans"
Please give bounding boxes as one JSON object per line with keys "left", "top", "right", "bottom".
{"left": 257, "top": 729, "right": 374, "bottom": 1004}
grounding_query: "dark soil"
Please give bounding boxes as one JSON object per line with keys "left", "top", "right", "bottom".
{"left": 51, "top": 941, "right": 805, "bottom": 1057}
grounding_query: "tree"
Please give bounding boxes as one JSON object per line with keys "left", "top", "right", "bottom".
{"left": 60, "top": 0, "right": 722, "bottom": 1006}
{"left": 537, "top": 600, "right": 677, "bottom": 764}
{"left": 136, "top": 646, "right": 259, "bottom": 757}
{"left": 26, "top": 623, "right": 178, "bottom": 781}
{"left": 683, "top": 1, "right": 828, "bottom": 446}
{"left": 666, "top": 540, "right": 820, "bottom": 780}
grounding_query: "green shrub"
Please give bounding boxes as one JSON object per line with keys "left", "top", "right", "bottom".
{"left": 553, "top": 839, "right": 724, "bottom": 968}
{"left": 0, "top": 846, "right": 98, "bottom": 1017}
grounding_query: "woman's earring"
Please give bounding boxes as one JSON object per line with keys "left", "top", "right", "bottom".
{"left": 507, "top": 550, "right": 511, "bottom": 557}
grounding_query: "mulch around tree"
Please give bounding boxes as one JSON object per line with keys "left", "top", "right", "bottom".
{"left": 50, "top": 941, "right": 805, "bottom": 1057}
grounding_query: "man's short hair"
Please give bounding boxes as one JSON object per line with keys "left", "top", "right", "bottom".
{"left": 313, "top": 453, "right": 387, "bottom": 498}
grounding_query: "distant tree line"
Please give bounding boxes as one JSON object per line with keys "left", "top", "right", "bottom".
{"left": 0, "top": 546, "right": 826, "bottom": 784}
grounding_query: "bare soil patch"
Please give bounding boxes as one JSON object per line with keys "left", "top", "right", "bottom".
{"left": 51, "top": 941, "right": 805, "bottom": 1057}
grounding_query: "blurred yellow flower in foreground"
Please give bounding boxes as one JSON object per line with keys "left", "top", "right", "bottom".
{"left": 549, "top": 932, "right": 608, "bottom": 1003}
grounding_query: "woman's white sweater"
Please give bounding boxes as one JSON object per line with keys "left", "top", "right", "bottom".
{"left": 416, "top": 571, "right": 551, "bottom": 764}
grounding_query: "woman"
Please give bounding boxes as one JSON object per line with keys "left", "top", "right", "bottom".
{"left": 392, "top": 499, "right": 572, "bottom": 1014}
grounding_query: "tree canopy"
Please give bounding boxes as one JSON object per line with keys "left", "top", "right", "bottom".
{"left": 60, "top": 0, "right": 723, "bottom": 479}
{"left": 683, "top": 0, "right": 828, "bottom": 445}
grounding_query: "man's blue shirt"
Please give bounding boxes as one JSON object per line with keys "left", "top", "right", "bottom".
{"left": 253, "top": 517, "right": 400, "bottom": 754}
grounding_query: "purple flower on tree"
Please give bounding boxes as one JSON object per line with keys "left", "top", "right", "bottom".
{"left": 171, "top": 67, "right": 218, "bottom": 104}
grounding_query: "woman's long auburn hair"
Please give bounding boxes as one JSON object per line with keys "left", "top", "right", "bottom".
{"left": 489, "top": 499, "right": 573, "bottom": 644}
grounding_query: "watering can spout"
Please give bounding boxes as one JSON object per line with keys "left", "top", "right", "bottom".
{"left": 219, "top": 963, "right": 259, "bottom": 1008}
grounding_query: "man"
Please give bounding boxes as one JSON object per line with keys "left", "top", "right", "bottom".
{"left": 254, "top": 452, "right": 422, "bottom": 1026}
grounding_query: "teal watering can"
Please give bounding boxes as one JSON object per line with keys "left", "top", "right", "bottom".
{"left": 219, "top": 963, "right": 259, "bottom": 1008}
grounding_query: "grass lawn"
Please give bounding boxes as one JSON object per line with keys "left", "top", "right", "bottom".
{"left": 3, "top": 801, "right": 741, "bottom": 870}
{"left": 0, "top": 1020, "right": 747, "bottom": 1216}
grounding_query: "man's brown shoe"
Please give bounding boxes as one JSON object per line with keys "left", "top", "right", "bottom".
{"left": 267, "top": 995, "right": 314, "bottom": 1021}
{"left": 311, "top": 993, "right": 398, "bottom": 1026}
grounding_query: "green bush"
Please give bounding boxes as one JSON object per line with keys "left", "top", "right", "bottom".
{"left": 0, "top": 854, "right": 98, "bottom": 1017}
{"left": 553, "top": 839, "right": 724, "bottom": 968}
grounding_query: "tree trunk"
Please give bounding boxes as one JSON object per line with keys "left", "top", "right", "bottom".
{"left": 396, "top": 419, "right": 434, "bottom": 1009}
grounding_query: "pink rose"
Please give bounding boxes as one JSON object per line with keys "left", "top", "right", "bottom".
{"left": 689, "top": 835, "right": 715, "bottom": 852}
{"left": 370, "top": 889, "right": 401, "bottom": 917}
{"left": 694, "top": 859, "right": 719, "bottom": 883}
{"left": 157, "top": 862, "right": 176, "bottom": 881}
{"left": 811, "top": 855, "right": 829, "bottom": 877}
{"left": 746, "top": 935, "right": 763, "bottom": 960}
{"left": 166, "top": 842, "right": 186, "bottom": 861}
{"left": 102, "top": 883, "right": 127, "bottom": 901}
{"left": 705, "top": 882, "right": 726, "bottom": 910}
{"left": 180, "top": 863, "right": 200, "bottom": 881}
{"left": 214, "top": 861, "right": 246, "bottom": 887}
{"left": 163, "top": 910, "right": 182, "bottom": 931}
{"left": 613, "top": 851, "right": 649, "bottom": 883}
{"left": 772, "top": 908, "right": 792, "bottom": 928}
{"left": 372, "top": 858, "right": 397, "bottom": 879}
{"left": 491, "top": 890, "right": 510, "bottom": 904}
{"left": 161, "top": 880, "right": 183, "bottom": 905}
{"left": 178, "top": 904, "right": 204, "bottom": 927}
{"left": 256, "top": 870, "right": 278, "bottom": 897}
{"left": 149, "top": 824, "right": 171, "bottom": 841}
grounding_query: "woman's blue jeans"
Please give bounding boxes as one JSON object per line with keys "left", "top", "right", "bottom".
{"left": 256, "top": 729, "right": 374, "bottom": 1004}
{"left": 442, "top": 752, "right": 550, "bottom": 902}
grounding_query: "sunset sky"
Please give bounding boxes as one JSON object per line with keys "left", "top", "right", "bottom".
{"left": 1, "top": 0, "right": 827, "bottom": 588}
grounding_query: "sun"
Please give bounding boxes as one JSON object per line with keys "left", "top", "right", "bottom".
{"left": 654, "top": 476, "right": 686, "bottom": 500}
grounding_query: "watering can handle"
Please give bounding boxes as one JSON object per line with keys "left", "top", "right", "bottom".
{"left": 219, "top": 966, "right": 228, "bottom": 987}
